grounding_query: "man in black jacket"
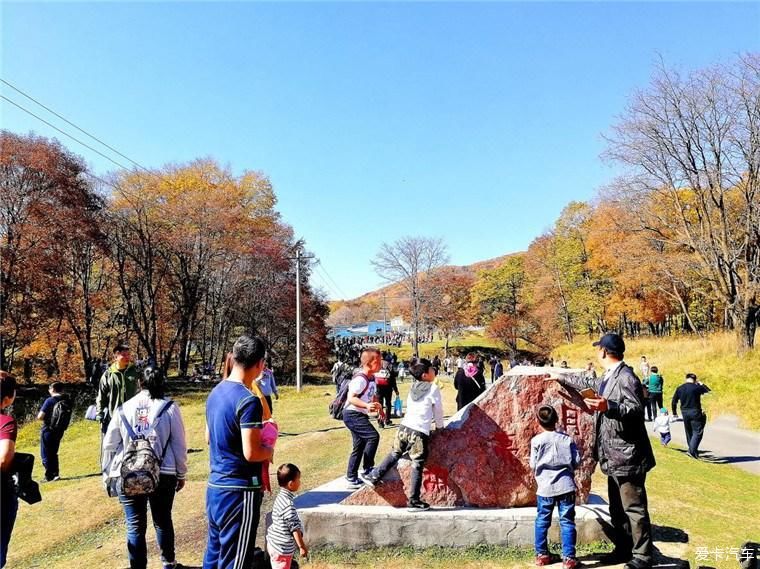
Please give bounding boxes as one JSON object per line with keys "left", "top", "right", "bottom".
{"left": 672, "top": 373, "right": 711, "bottom": 459}
{"left": 567, "top": 333, "right": 655, "bottom": 569}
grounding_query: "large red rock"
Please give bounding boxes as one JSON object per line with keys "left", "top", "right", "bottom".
{"left": 343, "top": 367, "right": 597, "bottom": 508}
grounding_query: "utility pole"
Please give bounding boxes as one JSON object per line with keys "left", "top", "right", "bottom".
{"left": 293, "top": 245, "right": 315, "bottom": 393}
{"left": 383, "top": 292, "right": 388, "bottom": 345}
{"left": 296, "top": 248, "right": 302, "bottom": 392}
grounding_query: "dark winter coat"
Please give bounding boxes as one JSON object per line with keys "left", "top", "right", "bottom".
{"left": 453, "top": 368, "right": 486, "bottom": 410}
{"left": 564, "top": 363, "right": 655, "bottom": 477}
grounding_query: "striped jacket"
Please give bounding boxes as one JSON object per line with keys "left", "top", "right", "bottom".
{"left": 266, "top": 489, "right": 302, "bottom": 555}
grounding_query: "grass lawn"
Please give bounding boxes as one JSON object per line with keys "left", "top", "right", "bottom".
{"left": 7, "top": 373, "right": 759, "bottom": 568}
{"left": 553, "top": 332, "right": 760, "bottom": 431}
{"left": 379, "top": 331, "right": 501, "bottom": 361}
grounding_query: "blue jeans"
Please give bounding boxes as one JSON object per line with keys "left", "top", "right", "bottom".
{"left": 535, "top": 492, "right": 576, "bottom": 559}
{"left": 0, "top": 487, "right": 18, "bottom": 568}
{"left": 119, "top": 475, "right": 177, "bottom": 569}
{"left": 343, "top": 410, "right": 380, "bottom": 481}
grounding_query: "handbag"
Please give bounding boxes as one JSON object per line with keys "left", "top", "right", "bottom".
{"left": 85, "top": 404, "right": 98, "bottom": 421}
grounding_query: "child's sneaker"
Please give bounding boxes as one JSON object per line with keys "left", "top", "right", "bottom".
{"left": 359, "top": 471, "right": 379, "bottom": 488}
{"left": 406, "top": 499, "right": 430, "bottom": 511}
{"left": 535, "top": 554, "right": 560, "bottom": 566}
{"left": 563, "top": 558, "right": 582, "bottom": 569}
{"left": 345, "top": 477, "right": 362, "bottom": 490}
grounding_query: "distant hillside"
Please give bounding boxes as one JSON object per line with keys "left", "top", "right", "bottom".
{"left": 332, "top": 252, "right": 522, "bottom": 309}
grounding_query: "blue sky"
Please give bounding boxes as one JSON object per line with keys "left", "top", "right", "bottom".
{"left": 2, "top": 2, "right": 758, "bottom": 300}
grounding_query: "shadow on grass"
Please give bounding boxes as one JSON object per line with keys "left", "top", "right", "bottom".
{"left": 698, "top": 451, "right": 760, "bottom": 466}
{"left": 280, "top": 426, "right": 346, "bottom": 437}
{"left": 61, "top": 472, "right": 101, "bottom": 481}
{"left": 586, "top": 524, "right": 688, "bottom": 568}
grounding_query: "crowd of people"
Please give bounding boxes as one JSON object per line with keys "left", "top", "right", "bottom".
{"left": 0, "top": 329, "right": 718, "bottom": 569}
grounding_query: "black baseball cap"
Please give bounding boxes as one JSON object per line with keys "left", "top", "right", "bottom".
{"left": 593, "top": 333, "right": 625, "bottom": 354}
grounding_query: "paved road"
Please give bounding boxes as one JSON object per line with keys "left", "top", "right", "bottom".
{"left": 650, "top": 414, "right": 760, "bottom": 475}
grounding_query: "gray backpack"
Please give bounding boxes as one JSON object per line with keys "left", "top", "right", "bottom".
{"left": 119, "top": 401, "right": 173, "bottom": 497}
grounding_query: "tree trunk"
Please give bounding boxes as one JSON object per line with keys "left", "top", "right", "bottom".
{"left": 737, "top": 306, "right": 758, "bottom": 351}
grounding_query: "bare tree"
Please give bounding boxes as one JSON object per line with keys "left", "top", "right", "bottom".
{"left": 372, "top": 236, "right": 449, "bottom": 357}
{"left": 604, "top": 54, "right": 760, "bottom": 350}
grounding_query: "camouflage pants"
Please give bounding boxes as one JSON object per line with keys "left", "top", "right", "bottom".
{"left": 374, "top": 426, "right": 429, "bottom": 501}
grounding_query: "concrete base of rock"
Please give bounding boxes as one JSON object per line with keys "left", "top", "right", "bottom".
{"left": 295, "top": 477, "right": 613, "bottom": 549}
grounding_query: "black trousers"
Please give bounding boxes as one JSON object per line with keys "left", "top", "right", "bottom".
{"left": 682, "top": 410, "right": 707, "bottom": 457}
{"left": 642, "top": 397, "right": 652, "bottom": 420}
{"left": 40, "top": 428, "right": 63, "bottom": 480}
{"left": 377, "top": 386, "right": 394, "bottom": 420}
{"left": 649, "top": 393, "right": 663, "bottom": 418}
{"left": 607, "top": 473, "right": 653, "bottom": 566}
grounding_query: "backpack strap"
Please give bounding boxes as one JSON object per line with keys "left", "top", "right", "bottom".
{"left": 119, "top": 407, "right": 139, "bottom": 441}
{"left": 249, "top": 381, "right": 272, "bottom": 420}
{"left": 352, "top": 373, "right": 372, "bottom": 399}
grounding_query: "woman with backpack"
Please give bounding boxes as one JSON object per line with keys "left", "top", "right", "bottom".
{"left": 102, "top": 366, "right": 188, "bottom": 569}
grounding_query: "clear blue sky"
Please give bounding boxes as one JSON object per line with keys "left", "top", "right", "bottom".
{"left": 2, "top": 2, "right": 758, "bottom": 300}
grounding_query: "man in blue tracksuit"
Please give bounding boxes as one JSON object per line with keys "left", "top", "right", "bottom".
{"left": 203, "top": 335, "right": 273, "bottom": 569}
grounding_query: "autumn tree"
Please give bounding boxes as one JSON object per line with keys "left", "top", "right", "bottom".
{"left": 604, "top": 54, "right": 760, "bottom": 350}
{"left": 110, "top": 160, "right": 281, "bottom": 373}
{"left": 372, "top": 236, "right": 449, "bottom": 357}
{"left": 426, "top": 269, "right": 474, "bottom": 355}
{"left": 0, "top": 131, "right": 104, "bottom": 372}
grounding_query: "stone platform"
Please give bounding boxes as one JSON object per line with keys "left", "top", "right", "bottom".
{"left": 295, "top": 477, "right": 613, "bottom": 549}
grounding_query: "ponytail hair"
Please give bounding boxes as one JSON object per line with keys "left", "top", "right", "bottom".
{"left": 142, "top": 366, "right": 166, "bottom": 399}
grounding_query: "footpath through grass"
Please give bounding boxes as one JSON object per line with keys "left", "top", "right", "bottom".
{"left": 554, "top": 332, "right": 760, "bottom": 431}
{"left": 7, "top": 375, "right": 760, "bottom": 568}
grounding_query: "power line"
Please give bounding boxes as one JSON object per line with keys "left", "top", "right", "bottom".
{"left": 316, "top": 260, "right": 349, "bottom": 299}
{"left": 1, "top": 78, "right": 150, "bottom": 173}
{"left": 311, "top": 267, "right": 341, "bottom": 299}
{"left": 1, "top": 95, "right": 132, "bottom": 171}
{"left": 314, "top": 263, "right": 343, "bottom": 299}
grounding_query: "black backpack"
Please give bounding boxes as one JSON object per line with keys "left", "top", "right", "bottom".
{"left": 329, "top": 372, "right": 369, "bottom": 420}
{"left": 49, "top": 397, "right": 73, "bottom": 432}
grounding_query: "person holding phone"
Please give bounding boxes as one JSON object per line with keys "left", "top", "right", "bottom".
{"left": 560, "top": 333, "right": 655, "bottom": 569}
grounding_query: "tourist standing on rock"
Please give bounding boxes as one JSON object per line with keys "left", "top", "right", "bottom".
{"left": 0, "top": 372, "right": 18, "bottom": 568}
{"left": 489, "top": 355, "right": 498, "bottom": 382}
{"left": 343, "top": 347, "right": 382, "bottom": 489}
{"left": 102, "top": 366, "right": 188, "bottom": 569}
{"left": 531, "top": 405, "right": 581, "bottom": 569}
{"left": 361, "top": 358, "right": 444, "bottom": 511}
{"left": 204, "top": 335, "right": 273, "bottom": 568}
{"left": 671, "top": 373, "right": 711, "bottom": 459}
{"left": 454, "top": 354, "right": 486, "bottom": 410}
{"left": 647, "top": 367, "right": 664, "bottom": 421}
{"left": 567, "top": 333, "right": 655, "bottom": 569}
{"left": 96, "top": 344, "right": 140, "bottom": 436}
{"left": 37, "top": 382, "right": 72, "bottom": 482}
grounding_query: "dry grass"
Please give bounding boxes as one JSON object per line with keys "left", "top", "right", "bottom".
{"left": 554, "top": 332, "right": 760, "bottom": 430}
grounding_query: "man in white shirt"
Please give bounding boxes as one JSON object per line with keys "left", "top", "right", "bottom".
{"left": 342, "top": 348, "right": 382, "bottom": 489}
{"left": 360, "top": 358, "right": 444, "bottom": 511}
